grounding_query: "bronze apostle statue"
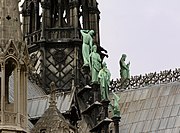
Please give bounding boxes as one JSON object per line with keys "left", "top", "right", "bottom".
{"left": 89, "top": 45, "right": 102, "bottom": 83}
{"left": 98, "top": 62, "right": 111, "bottom": 101}
{"left": 119, "top": 54, "right": 130, "bottom": 85}
{"left": 80, "top": 30, "right": 95, "bottom": 67}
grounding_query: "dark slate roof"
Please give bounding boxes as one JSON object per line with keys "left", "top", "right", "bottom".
{"left": 9, "top": 75, "right": 75, "bottom": 129}
{"left": 30, "top": 82, "right": 72, "bottom": 133}
{"left": 28, "top": 88, "right": 75, "bottom": 119}
{"left": 115, "top": 81, "right": 180, "bottom": 132}
{"left": 9, "top": 76, "right": 46, "bottom": 130}
{"left": 27, "top": 80, "right": 46, "bottom": 99}
{"left": 9, "top": 76, "right": 46, "bottom": 102}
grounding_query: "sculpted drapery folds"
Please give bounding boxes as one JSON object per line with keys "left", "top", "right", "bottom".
{"left": 98, "top": 62, "right": 111, "bottom": 101}
{"left": 90, "top": 45, "right": 102, "bottom": 83}
{"left": 80, "top": 30, "right": 95, "bottom": 67}
{"left": 120, "top": 54, "right": 130, "bottom": 80}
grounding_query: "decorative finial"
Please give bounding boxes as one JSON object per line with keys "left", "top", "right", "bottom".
{"left": 49, "top": 82, "right": 57, "bottom": 107}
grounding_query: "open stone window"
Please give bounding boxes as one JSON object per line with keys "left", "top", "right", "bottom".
{"left": 5, "top": 58, "right": 17, "bottom": 111}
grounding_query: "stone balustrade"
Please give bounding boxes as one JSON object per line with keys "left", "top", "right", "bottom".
{"left": 24, "top": 27, "right": 80, "bottom": 47}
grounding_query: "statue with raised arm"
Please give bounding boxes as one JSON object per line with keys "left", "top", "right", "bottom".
{"left": 112, "top": 92, "right": 120, "bottom": 117}
{"left": 80, "top": 30, "right": 95, "bottom": 67}
{"left": 119, "top": 54, "right": 130, "bottom": 83}
{"left": 98, "top": 62, "right": 111, "bottom": 101}
{"left": 90, "top": 45, "right": 101, "bottom": 83}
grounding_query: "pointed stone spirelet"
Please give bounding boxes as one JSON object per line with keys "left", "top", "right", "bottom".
{"left": 0, "top": 0, "right": 28, "bottom": 65}
{"left": 49, "top": 82, "right": 57, "bottom": 107}
{"left": 0, "top": 0, "right": 23, "bottom": 47}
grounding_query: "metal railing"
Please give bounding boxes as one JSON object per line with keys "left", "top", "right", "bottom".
{"left": 110, "top": 68, "right": 180, "bottom": 91}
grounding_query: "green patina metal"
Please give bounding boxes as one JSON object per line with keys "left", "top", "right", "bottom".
{"left": 90, "top": 45, "right": 102, "bottom": 83}
{"left": 80, "top": 30, "right": 95, "bottom": 67}
{"left": 98, "top": 62, "right": 111, "bottom": 101}
{"left": 112, "top": 92, "right": 120, "bottom": 117}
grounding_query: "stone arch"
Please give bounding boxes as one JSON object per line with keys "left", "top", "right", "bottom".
{"left": 4, "top": 57, "right": 18, "bottom": 112}
{"left": 109, "top": 122, "right": 114, "bottom": 133}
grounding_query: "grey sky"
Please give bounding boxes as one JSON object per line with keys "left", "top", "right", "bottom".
{"left": 98, "top": 0, "right": 180, "bottom": 78}
{"left": 18, "top": 0, "right": 180, "bottom": 79}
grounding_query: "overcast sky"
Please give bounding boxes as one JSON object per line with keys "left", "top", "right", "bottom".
{"left": 18, "top": 0, "right": 180, "bottom": 79}
{"left": 98, "top": 0, "right": 180, "bottom": 78}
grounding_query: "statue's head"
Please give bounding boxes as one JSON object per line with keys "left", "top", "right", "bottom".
{"left": 122, "top": 54, "right": 126, "bottom": 58}
{"left": 122, "top": 54, "right": 127, "bottom": 60}
{"left": 89, "top": 30, "right": 95, "bottom": 36}
{"left": 92, "top": 45, "right": 97, "bottom": 52}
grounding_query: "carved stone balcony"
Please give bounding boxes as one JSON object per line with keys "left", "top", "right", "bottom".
{"left": 24, "top": 27, "right": 80, "bottom": 53}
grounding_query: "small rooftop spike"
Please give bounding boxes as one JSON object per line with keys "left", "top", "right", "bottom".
{"left": 49, "top": 81, "right": 57, "bottom": 107}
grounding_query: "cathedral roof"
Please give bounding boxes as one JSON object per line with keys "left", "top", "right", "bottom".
{"left": 30, "top": 104, "right": 69, "bottom": 132}
{"left": 9, "top": 76, "right": 75, "bottom": 129}
{"left": 9, "top": 76, "right": 46, "bottom": 103}
{"left": 27, "top": 90, "right": 75, "bottom": 119}
{"left": 116, "top": 81, "right": 180, "bottom": 132}
{"left": 30, "top": 82, "right": 70, "bottom": 132}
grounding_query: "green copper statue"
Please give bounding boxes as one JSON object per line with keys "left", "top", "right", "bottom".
{"left": 80, "top": 30, "right": 95, "bottom": 67}
{"left": 98, "top": 62, "right": 111, "bottom": 101}
{"left": 112, "top": 92, "right": 120, "bottom": 117}
{"left": 119, "top": 54, "right": 130, "bottom": 81}
{"left": 90, "top": 45, "right": 101, "bottom": 83}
